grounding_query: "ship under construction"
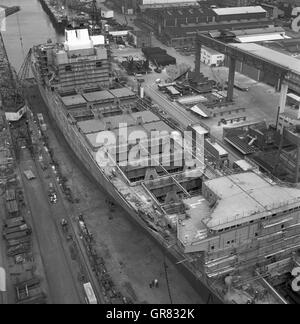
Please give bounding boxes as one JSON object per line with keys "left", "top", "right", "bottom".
{"left": 2, "top": 25, "right": 299, "bottom": 303}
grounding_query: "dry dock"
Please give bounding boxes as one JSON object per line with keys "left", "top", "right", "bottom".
{"left": 24, "top": 81, "right": 204, "bottom": 304}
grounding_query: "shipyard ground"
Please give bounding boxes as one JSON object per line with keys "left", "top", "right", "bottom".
{"left": 24, "top": 84, "right": 203, "bottom": 304}
{"left": 17, "top": 148, "right": 83, "bottom": 304}
{"left": 109, "top": 11, "right": 281, "bottom": 144}
{"left": 113, "top": 44, "right": 280, "bottom": 165}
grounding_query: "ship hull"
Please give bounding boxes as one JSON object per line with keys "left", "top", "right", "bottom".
{"left": 38, "top": 0, "right": 67, "bottom": 34}
{"left": 34, "top": 77, "right": 223, "bottom": 304}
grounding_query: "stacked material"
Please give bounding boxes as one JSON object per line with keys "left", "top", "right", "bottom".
{"left": 142, "top": 47, "right": 167, "bottom": 56}
{"left": 142, "top": 47, "right": 176, "bottom": 66}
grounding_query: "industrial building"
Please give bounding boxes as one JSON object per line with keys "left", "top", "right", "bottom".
{"left": 201, "top": 46, "right": 224, "bottom": 67}
{"left": 128, "top": 30, "right": 152, "bottom": 48}
{"left": 214, "top": 0, "right": 251, "bottom": 7}
{"left": 109, "top": 0, "right": 139, "bottom": 14}
{"left": 139, "top": 5, "right": 275, "bottom": 48}
{"left": 263, "top": 37, "right": 300, "bottom": 60}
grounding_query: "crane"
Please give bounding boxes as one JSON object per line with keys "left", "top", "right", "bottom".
{"left": 90, "top": 0, "right": 101, "bottom": 35}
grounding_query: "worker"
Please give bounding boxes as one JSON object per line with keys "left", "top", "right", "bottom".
{"left": 154, "top": 279, "right": 159, "bottom": 288}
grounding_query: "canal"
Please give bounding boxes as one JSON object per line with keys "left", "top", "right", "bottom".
{"left": 1, "top": 0, "right": 61, "bottom": 71}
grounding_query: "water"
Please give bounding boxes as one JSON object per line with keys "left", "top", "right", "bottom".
{"left": 0, "top": 0, "right": 60, "bottom": 71}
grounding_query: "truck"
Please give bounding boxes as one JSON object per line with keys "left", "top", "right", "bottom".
{"left": 83, "top": 282, "right": 97, "bottom": 305}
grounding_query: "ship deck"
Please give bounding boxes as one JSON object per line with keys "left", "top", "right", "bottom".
{"left": 55, "top": 85, "right": 298, "bottom": 304}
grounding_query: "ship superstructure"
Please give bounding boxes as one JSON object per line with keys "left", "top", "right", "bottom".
{"left": 30, "top": 27, "right": 300, "bottom": 304}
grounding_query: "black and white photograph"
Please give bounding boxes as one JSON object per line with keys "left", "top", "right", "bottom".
{"left": 0, "top": 0, "right": 299, "bottom": 309}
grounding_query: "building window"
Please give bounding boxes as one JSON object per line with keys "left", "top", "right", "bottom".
{"left": 65, "top": 65, "right": 72, "bottom": 72}
{"left": 96, "top": 61, "right": 103, "bottom": 68}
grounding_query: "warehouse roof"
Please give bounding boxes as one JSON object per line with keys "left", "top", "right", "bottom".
{"left": 144, "top": 6, "right": 212, "bottom": 19}
{"left": 204, "top": 172, "right": 300, "bottom": 230}
{"left": 229, "top": 26, "right": 285, "bottom": 37}
{"left": 236, "top": 33, "right": 287, "bottom": 43}
{"left": 162, "top": 19, "right": 274, "bottom": 38}
{"left": 212, "top": 6, "right": 266, "bottom": 16}
{"left": 230, "top": 42, "right": 300, "bottom": 74}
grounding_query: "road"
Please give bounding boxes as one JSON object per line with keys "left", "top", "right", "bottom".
{"left": 18, "top": 148, "right": 82, "bottom": 304}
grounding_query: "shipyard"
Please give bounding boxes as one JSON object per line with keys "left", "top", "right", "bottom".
{"left": 0, "top": 0, "right": 299, "bottom": 307}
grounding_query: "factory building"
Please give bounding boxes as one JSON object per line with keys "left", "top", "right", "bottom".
{"left": 260, "top": 3, "right": 285, "bottom": 19}
{"left": 212, "top": 6, "right": 267, "bottom": 22}
{"left": 109, "top": 0, "right": 139, "bottom": 14}
{"left": 214, "top": 0, "right": 251, "bottom": 7}
{"left": 139, "top": 5, "right": 274, "bottom": 49}
{"left": 109, "top": 0, "right": 199, "bottom": 14}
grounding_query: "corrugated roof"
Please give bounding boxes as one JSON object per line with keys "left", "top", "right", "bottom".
{"left": 213, "top": 6, "right": 266, "bottom": 16}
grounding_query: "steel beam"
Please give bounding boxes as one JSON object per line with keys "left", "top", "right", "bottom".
{"left": 195, "top": 39, "right": 201, "bottom": 76}
{"left": 279, "top": 82, "right": 288, "bottom": 114}
{"left": 227, "top": 56, "right": 236, "bottom": 102}
{"left": 195, "top": 33, "right": 300, "bottom": 97}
